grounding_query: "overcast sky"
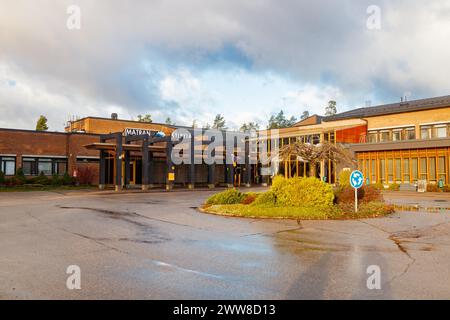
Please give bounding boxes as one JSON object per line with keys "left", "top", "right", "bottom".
{"left": 1, "top": 0, "right": 450, "bottom": 131}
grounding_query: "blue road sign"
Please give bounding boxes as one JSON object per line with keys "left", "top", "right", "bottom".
{"left": 350, "top": 170, "right": 364, "bottom": 189}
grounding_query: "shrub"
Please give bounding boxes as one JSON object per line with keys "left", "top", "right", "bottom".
{"left": 334, "top": 186, "right": 364, "bottom": 204}
{"left": 34, "top": 172, "right": 50, "bottom": 185}
{"left": 388, "top": 183, "right": 400, "bottom": 191}
{"left": 334, "top": 185, "right": 383, "bottom": 204}
{"left": 76, "top": 166, "right": 96, "bottom": 185}
{"left": 372, "top": 182, "right": 385, "bottom": 190}
{"left": 62, "top": 172, "right": 74, "bottom": 185}
{"left": 338, "top": 169, "right": 352, "bottom": 187}
{"left": 5, "top": 176, "right": 23, "bottom": 186}
{"left": 357, "top": 201, "right": 395, "bottom": 216}
{"left": 0, "top": 171, "right": 4, "bottom": 184}
{"left": 15, "top": 168, "right": 26, "bottom": 184}
{"left": 240, "top": 192, "right": 260, "bottom": 205}
{"left": 361, "top": 185, "right": 383, "bottom": 202}
{"left": 443, "top": 185, "right": 450, "bottom": 192}
{"left": 51, "top": 173, "right": 63, "bottom": 185}
{"left": 271, "top": 176, "right": 334, "bottom": 209}
{"left": 206, "top": 188, "right": 245, "bottom": 205}
{"left": 427, "top": 184, "right": 439, "bottom": 192}
{"left": 251, "top": 190, "right": 277, "bottom": 206}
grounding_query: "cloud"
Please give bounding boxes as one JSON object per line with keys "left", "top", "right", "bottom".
{"left": 0, "top": 0, "right": 449, "bottom": 130}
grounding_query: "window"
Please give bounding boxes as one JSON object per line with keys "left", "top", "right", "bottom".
{"left": 380, "top": 131, "right": 390, "bottom": 142}
{"left": 371, "top": 160, "right": 376, "bottom": 182}
{"left": 421, "top": 126, "right": 432, "bottom": 139}
{"left": 387, "top": 159, "right": 393, "bottom": 182}
{"left": 22, "top": 158, "right": 36, "bottom": 175}
{"left": 55, "top": 160, "right": 67, "bottom": 175}
{"left": 405, "top": 128, "right": 416, "bottom": 140}
{"left": 429, "top": 157, "right": 436, "bottom": 181}
{"left": 0, "top": 157, "right": 16, "bottom": 175}
{"left": 403, "top": 158, "right": 410, "bottom": 183}
{"left": 22, "top": 157, "right": 68, "bottom": 176}
{"left": 37, "top": 159, "right": 52, "bottom": 175}
{"left": 312, "top": 134, "right": 320, "bottom": 145}
{"left": 411, "top": 158, "right": 418, "bottom": 181}
{"left": 438, "top": 156, "right": 446, "bottom": 182}
{"left": 329, "top": 132, "right": 335, "bottom": 143}
{"left": 435, "top": 125, "right": 447, "bottom": 138}
{"left": 419, "top": 158, "right": 427, "bottom": 180}
{"left": 368, "top": 132, "right": 377, "bottom": 143}
{"left": 380, "top": 159, "right": 386, "bottom": 183}
{"left": 392, "top": 130, "right": 402, "bottom": 141}
{"left": 395, "top": 159, "right": 401, "bottom": 181}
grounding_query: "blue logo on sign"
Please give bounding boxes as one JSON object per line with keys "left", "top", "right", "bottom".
{"left": 350, "top": 170, "right": 364, "bottom": 189}
{"left": 154, "top": 131, "right": 166, "bottom": 138}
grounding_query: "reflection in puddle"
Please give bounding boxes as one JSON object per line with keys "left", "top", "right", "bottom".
{"left": 393, "top": 204, "right": 450, "bottom": 213}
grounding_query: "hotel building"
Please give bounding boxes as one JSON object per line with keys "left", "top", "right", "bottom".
{"left": 1, "top": 95, "right": 450, "bottom": 189}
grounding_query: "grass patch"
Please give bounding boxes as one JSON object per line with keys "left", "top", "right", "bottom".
{"left": 204, "top": 204, "right": 330, "bottom": 219}
{"left": 202, "top": 177, "right": 395, "bottom": 220}
{"left": 202, "top": 201, "right": 394, "bottom": 220}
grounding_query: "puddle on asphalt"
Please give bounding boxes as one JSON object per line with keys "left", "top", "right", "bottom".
{"left": 393, "top": 204, "right": 450, "bottom": 213}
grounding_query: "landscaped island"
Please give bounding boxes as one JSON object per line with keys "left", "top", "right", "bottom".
{"left": 201, "top": 175, "right": 394, "bottom": 220}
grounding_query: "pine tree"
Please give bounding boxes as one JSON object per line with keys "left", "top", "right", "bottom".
{"left": 301, "top": 110, "right": 310, "bottom": 120}
{"left": 325, "top": 101, "right": 337, "bottom": 116}
{"left": 212, "top": 114, "right": 227, "bottom": 130}
{"left": 36, "top": 115, "right": 49, "bottom": 131}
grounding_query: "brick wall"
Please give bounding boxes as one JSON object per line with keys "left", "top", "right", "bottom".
{"left": 0, "top": 129, "right": 99, "bottom": 180}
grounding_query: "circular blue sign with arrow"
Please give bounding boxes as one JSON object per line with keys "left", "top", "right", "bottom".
{"left": 350, "top": 170, "right": 364, "bottom": 189}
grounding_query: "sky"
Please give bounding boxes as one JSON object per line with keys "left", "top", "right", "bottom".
{"left": 1, "top": 0, "right": 450, "bottom": 131}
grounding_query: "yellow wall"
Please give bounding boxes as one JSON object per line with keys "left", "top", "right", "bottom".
{"left": 364, "top": 107, "right": 450, "bottom": 139}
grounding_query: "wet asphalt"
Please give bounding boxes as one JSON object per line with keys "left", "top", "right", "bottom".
{"left": 1, "top": 189, "right": 450, "bottom": 299}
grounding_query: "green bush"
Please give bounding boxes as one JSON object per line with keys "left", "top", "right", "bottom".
{"left": 0, "top": 171, "right": 5, "bottom": 184}
{"left": 271, "top": 175, "right": 334, "bottom": 209}
{"left": 33, "top": 172, "right": 50, "bottom": 185}
{"left": 372, "top": 182, "right": 385, "bottom": 190}
{"left": 206, "top": 188, "right": 245, "bottom": 205}
{"left": 357, "top": 201, "right": 395, "bottom": 216}
{"left": 62, "top": 172, "right": 74, "bottom": 185}
{"left": 5, "top": 176, "right": 23, "bottom": 186}
{"left": 51, "top": 173, "right": 63, "bottom": 185}
{"left": 15, "top": 168, "right": 26, "bottom": 184}
{"left": 388, "top": 183, "right": 400, "bottom": 191}
{"left": 338, "top": 169, "right": 352, "bottom": 187}
{"left": 251, "top": 190, "right": 277, "bottom": 206}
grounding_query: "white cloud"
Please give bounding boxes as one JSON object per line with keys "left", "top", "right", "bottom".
{"left": 0, "top": 0, "right": 450, "bottom": 130}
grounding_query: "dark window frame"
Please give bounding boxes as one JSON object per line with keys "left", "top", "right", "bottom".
{"left": 0, "top": 156, "right": 16, "bottom": 176}
{"left": 22, "top": 157, "right": 68, "bottom": 176}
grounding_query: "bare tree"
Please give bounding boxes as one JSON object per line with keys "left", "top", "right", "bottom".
{"left": 278, "top": 141, "right": 355, "bottom": 178}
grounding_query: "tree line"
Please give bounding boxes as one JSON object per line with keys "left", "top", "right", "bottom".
{"left": 36, "top": 100, "right": 338, "bottom": 132}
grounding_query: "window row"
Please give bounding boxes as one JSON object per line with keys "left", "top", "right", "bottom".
{"left": 420, "top": 123, "right": 450, "bottom": 139}
{"left": 358, "top": 156, "right": 447, "bottom": 184}
{"left": 278, "top": 132, "right": 335, "bottom": 147}
{"left": 22, "top": 157, "right": 68, "bottom": 176}
{"left": 367, "top": 127, "right": 416, "bottom": 143}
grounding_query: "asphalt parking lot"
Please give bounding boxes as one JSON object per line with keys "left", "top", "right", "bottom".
{"left": 1, "top": 188, "right": 450, "bottom": 299}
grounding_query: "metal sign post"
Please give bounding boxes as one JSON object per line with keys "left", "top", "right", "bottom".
{"left": 350, "top": 170, "right": 364, "bottom": 212}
